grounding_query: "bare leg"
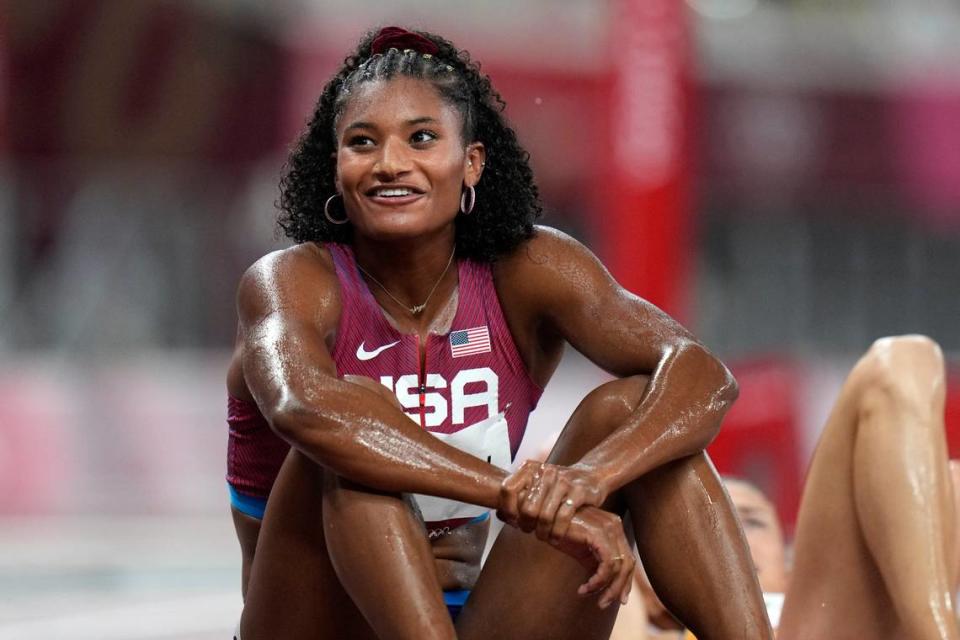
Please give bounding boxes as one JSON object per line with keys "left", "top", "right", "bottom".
{"left": 240, "top": 450, "right": 377, "bottom": 640}
{"left": 323, "top": 473, "right": 456, "bottom": 639}
{"left": 950, "top": 460, "right": 960, "bottom": 588}
{"left": 231, "top": 507, "right": 260, "bottom": 600}
{"left": 458, "top": 376, "right": 772, "bottom": 639}
{"left": 240, "top": 450, "right": 455, "bottom": 640}
{"left": 626, "top": 454, "right": 769, "bottom": 638}
{"left": 779, "top": 335, "right": 959, "bottom": 639}
{"left": 240, "top": 375, "right": 456, "bottom": 640}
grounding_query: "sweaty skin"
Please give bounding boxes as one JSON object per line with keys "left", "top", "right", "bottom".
{"left": 231, "top": 75, "right": 770, "bottom": 639}
{"left": 778, "top": 336, "right": 959, "bottom": 639}
{"left": 615, "top": 337, "right": 960, "bottom": 638}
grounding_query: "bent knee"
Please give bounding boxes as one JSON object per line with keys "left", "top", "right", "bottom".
{"left": 854, "top": 335, "right": 945, "bottom": 417}
{"left": 323, "top": 473, "right": 423, "bottom": 530}
{"left": 857, "top": 335, "right": 944, "bottom": 389}
{"left": 577, "top": 375, "right": 651, "bottom": 427}
{"left": 547, "top": 376, "right": 651, "bottom": 465}
{"left": 869, "top": 335, "right": 943, "bottom": 370}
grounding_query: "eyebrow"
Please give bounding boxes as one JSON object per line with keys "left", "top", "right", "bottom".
{"left": 343, "top": 116, "right": 440, "bottom": 133}
{"left": 343, "top": 121, "right": 375, "bottom": 132}
{"left": 406, "top": 116, "right": 439, "bottom": 126}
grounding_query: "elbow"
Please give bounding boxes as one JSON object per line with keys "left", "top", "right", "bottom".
{"left": 268, "top": 402, "right": 303, "bottom": 441}
{"left": 710, "top": 368, "right": 738, "bottom": 444}
{"left": 681, "top": 340, "right": 737, "bottom": 404}
{"left": 718, "top": 364, "right": 739, "bottom": 407}
{"left": 677, "top": 341, "right": 738, "bottom": 445}
{"left": 267, "top": 398, "right": 331, "bottom": 453}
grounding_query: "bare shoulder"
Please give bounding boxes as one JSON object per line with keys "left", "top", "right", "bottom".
{"left": 496, "top": 225, "right": 596, "bottom": 273}
{"left": 495, "top": 226, "right": 695, "bottom": 377}
{"left": 494, "top": 225, "right": 612, "bottom": 310}
{"left": 491, "top": 226, "right": 611, "bottom": 382}
{"left": 238, "top": 242, "right": 334, "bottom": 295}
{"left": 236, "top": 242, "right": 340, "bottom": 328}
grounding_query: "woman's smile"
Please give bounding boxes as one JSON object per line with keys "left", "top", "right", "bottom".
{"left": 364, "top": 183, "right": 427, "bottom": 209}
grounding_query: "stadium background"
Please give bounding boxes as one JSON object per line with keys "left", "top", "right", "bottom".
{"left": 1, "top": 0, "right": 959, "bottom": 637}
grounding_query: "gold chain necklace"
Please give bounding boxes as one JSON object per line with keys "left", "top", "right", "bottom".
{"left": 356, "top": 245, "right": 456, "bottom": 316}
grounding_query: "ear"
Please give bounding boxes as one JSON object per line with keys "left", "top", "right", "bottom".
{"left": 464, "top": 142, "right": 486, "bottom": 188}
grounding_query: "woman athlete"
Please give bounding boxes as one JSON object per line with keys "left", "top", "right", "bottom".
{"left": 226, "top": 27, "right": 772, "bottom": 639}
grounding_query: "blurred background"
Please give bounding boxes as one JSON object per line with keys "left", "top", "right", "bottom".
{"left": 2, "top": 0, "right": 959, "bottom": 637}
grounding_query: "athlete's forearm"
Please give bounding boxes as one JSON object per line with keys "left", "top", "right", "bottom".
{"left": 574, "top": 341, "right": 737, "bottom": 493}
{"left": 267, "top": 380, "right": 508, "bottom": 509}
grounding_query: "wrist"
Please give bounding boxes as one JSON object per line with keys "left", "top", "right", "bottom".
{"left": 571, "top": 461, "right": 616, "bottom": 498}
{"left": 494, "top": 467, "right": 525, "bottom": 526}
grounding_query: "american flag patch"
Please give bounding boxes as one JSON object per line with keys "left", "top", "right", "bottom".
{"left": 449, "top": 326, "right": 491, "bottom": 358}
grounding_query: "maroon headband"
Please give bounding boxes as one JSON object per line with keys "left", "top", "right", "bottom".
{"left": 370, "top": 26, "right": 440, "bottom": 56}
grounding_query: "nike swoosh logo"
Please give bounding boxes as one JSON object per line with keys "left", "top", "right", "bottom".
{"left": 356, "top": 340, "right": 401, "bottom": 361}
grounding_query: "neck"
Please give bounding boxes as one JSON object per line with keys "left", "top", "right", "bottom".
{"left": 351, "top": 229, "right": 458, "bottom": 319}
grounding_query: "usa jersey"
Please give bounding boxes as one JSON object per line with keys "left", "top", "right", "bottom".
{"left": 328, "top": 243, "right": 542, "bottom": 532}
{"left": 226, "top": 243, "right": 543, "bottom": 536}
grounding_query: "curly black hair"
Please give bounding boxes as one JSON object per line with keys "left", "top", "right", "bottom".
{"left": 277, "top": 28, "right": 542, "bottom": 263}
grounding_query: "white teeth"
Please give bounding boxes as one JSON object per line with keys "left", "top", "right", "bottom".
{"left": 375, "top": 188, "right": 413, "bottom": 197}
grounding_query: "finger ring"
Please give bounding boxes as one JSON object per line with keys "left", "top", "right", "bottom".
{"left": 564, "top": 498, "right": 575, "bottom": 507}
{"left": 612, "top": 555, "right": 624, "bottom": 561}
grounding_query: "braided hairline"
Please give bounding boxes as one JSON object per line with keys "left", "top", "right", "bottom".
{"left": 333, "top": 47, "right": 472, "bottom": 138}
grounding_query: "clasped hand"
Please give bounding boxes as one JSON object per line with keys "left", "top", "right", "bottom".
{"left": 497, "top": 461, "right": 633, "bottom": 608}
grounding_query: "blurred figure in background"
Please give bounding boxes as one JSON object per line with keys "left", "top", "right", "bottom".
{"left": 723, "top": 478, "right": 788, "bottom": 625}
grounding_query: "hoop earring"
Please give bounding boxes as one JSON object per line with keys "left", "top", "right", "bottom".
{"left": 459, "top": 185, "right": 476, "bottom": 215}
{"left": 324, "top": 194, "right": 349, "bottom": 225}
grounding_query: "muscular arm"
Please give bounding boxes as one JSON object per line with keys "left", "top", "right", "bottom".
{"left": 238, "top": 246, "right": 505, "bottom": 507}
{"left": 497, "top": 227, "right": 738, "bottom": 494}
{"left": 239, "top": 245, "right": 634, "bottom": 602}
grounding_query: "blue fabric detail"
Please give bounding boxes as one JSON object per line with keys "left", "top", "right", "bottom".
{"left": 443, "top": 589, "right": 471, "bottom": 606}
{"left": 229, "top": 484, "right": 267, "bottom": 519}
{"left": 468, "top": 512, "right": 490, "bottom": 525}
{"left": 444, "top": 589, "right": 471, "bottom": 621}
{"left": 229, "top": 484, "right": 474, "bottom": 621}
{"left": 228, "top": 486, "right": 490, "bottom": 528}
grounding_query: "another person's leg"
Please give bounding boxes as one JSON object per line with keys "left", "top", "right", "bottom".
{"left": 951, "top": 459, "right": 960, "bottom": 588}
{"left": 458, "top": 376, "right": 772, "bottom": 640}
{"left": 779, "top": 335, "right": 959, "bottom": 640}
